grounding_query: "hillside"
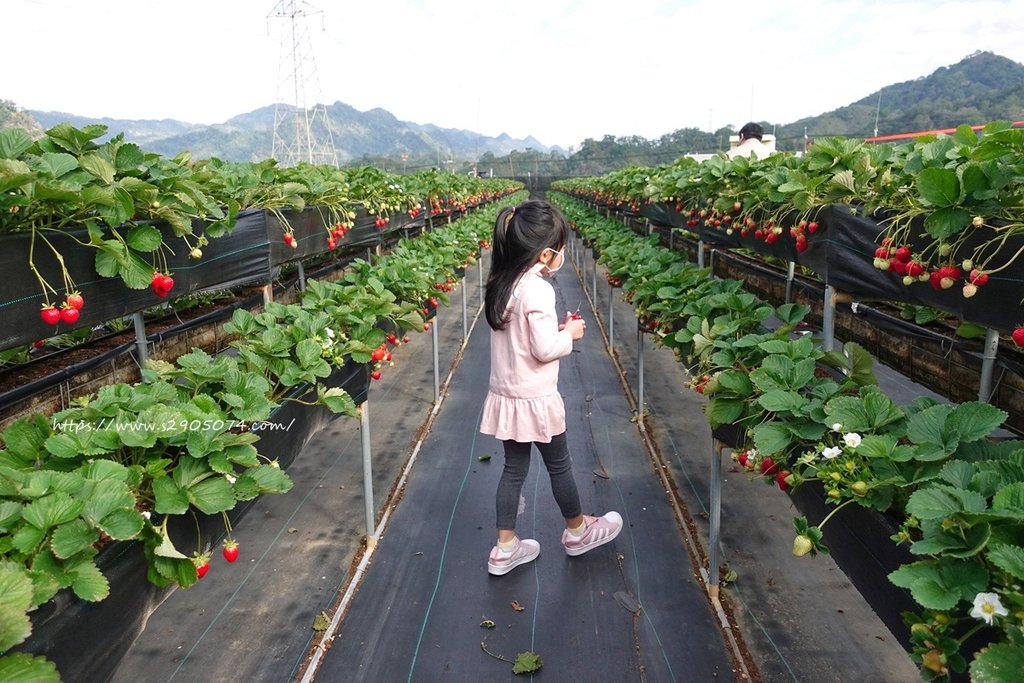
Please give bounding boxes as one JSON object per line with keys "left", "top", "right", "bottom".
{"left": 0, "top": 100, "right": 44, "bottom": 138}
{"left": 771, "top": 51, "right": 1024, "bottom": 149}
{"left": 25, "top": 100, "right": 557, "bottom": 164}
{"left": 7, "top": 51, "right": 1023, "bottom": 167}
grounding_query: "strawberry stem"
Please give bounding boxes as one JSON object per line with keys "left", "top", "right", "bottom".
{"left": 817, "top": 498, "right": 856, "bottom": 530}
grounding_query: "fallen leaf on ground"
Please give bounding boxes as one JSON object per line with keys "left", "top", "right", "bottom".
{"left": 312, "top": 611, "right": 331, "bottom": 631}
{"left": 510, "top": 600, "right": 525, "bottom": 612}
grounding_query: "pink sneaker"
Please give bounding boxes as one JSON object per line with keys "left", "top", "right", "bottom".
{"left": 561, "top": 512, "right": 623, "bottom": 556}
{"left": 487, "top": 537, "right": 540, "bottom": 576}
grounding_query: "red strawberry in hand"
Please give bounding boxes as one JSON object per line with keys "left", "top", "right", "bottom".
{"left": 222, "top": 539, "right": 239, "bottom": 563}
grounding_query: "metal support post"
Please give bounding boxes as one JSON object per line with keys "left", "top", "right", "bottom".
{"left": 708, "top": 441, "right": 723, "bottom": 600}
{"left": 591, "top": 258, "right": 597, "bottom": 299}
{"left": 697, "top": 240, "right": 705, "bottom": 269}
{"left": 637, "top": 325, "right": 645, "bottom": 424}
{"left": 978, "top": 328, "right": 1001, "bottom": 403}
{"left": 784, "top": 261, "right": 795, "bottom": 304}
{"left": 461, "top": 276, "right": 468, "bottom": 345}
{"left": 359, "top": 402, "right": 376, "bottom": 547}
{"left": 297, "top": 262, "right": 307, "bottom": 291}
{"left": 262, "top": 284, "right": 273, "bottom": 305}
{"left": 608, "top": 282, "right": 615, "bottom": 350}
{"left": 432, "top": 316, "right": 440, "bottom": 403}
{"left": 822, "top": 285, "right": 837, "bottom": 352}
{"left": 132, "top": 312, "right": 148, "bottom": 366}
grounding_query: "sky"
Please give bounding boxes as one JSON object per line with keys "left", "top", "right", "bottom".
{"left": 6, "top": 0, "right": 1024, "bottom": 151}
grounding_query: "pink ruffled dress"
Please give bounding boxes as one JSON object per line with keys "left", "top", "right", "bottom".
{"left": 479, "top": 264, "right": 574, "bottom": 444}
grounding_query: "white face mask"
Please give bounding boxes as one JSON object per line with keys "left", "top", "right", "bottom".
{"left": 542, "top": 247, "right": 564, "bottom": 274}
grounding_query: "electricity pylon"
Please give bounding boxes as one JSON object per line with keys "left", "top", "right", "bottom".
{"left": 268, "top": 0, "right": 338, "bottom": 166}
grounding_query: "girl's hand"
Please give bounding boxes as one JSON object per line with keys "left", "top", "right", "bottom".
{"left": 563, "top": 315, "right": 586, "bottom": 340}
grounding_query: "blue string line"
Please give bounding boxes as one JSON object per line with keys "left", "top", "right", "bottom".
{"left": 405, "top": 398, "right": 485, "bottom": 682}
{"left": 579, "top": 321, "right": 680, "bottom": 683}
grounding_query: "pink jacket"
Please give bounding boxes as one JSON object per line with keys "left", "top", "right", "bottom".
{"left": 479, "top": 264, "right": 574, "bottom": 443}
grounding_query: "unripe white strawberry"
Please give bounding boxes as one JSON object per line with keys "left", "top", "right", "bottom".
{"left": 962, "top": 283, "right": 977, "bottom": 298}
{"left": 972, "top": 215, "right": 984, "bottom": 227}
{"left": 940, "top": 277, "right": 955, "bottom": 289}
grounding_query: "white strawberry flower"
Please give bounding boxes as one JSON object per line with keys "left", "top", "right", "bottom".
{"left": 831, "top": 423, "right": 843, "bottom": 432}
{"left": 822, "top": 446, "right": 842, "bottom": 460}
{"left": 971, "top": 592, "right": 1008, "bottom": 625}
{"left": 225, "top": 474, "right": 237, "bottom": 484}
{"left": 843, "top": 432, "right": 862, "bottom": 449}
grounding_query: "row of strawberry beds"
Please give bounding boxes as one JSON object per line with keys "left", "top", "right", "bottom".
{"left": 551, "top": 192, "right": 1024, "bottom": 683}
{"left": 0, "top": 124, "right": 510, "bottom": 354}
{"left": 0, "top": 184, "right": 521, "bottom": 682}
{"left": 555, "top": 123, "right": 1024, "bottom": 342}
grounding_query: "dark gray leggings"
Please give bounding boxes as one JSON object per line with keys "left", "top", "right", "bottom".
{"left": 496, "top": 432, "right": 582, "bottom": 530}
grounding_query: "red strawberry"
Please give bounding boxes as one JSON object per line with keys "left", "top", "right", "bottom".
{"left": 423, "top": 323, "right": 431, "bottom": 331}
{"left": 371, "top": 370, "right": 382, "bottom": 380}
{"left": 776, "top": 470, "right": 792, "bottom": 491}
{"left": 402, "top": 336, "right": 411, "bottom": 344}
{"left": 151, "top": 272, "right": 174, "bottom": 298}
{"left": 222, "top": 539, "right": 239, "bottom": 563}
{"left": 193, "top": 552, "right": 211, "bottom": 579}
{"left": 969, "top": 269, "right": 989, "bottom": 286}
{"left": 371, "top": 346, "right": 386, "bottom": 362}
{"left": 1012, "top": 327, "right": 1024, "bottom": 348}
{"left": 760, "top": 457, "right": 779, "bottom": 477}
{"left": 40, "top": 305, "right": 61, "bottom": 325}
{"left": 386, "top": 333, "right": 398, "bottom": 345}
{"left": 874, "top": 247, "right": 889, "bottom": 259}
{"left": 894, "top": 246, "right": 912, "bottom": 262}
{"left": 906, "top": 261, "right": 925, "bottom": 277}
{"left": 66, "top": 292, "right": 85, "bottom": 310}
{"left": 60, "top": 306, "right": 80, "bottom": 324}
{"left": 283, "top": 233, "right": 297, "bottom": 248}
{"left": 807, "top": 222, "right": 819, "bottom": 233}
{"left": 737, "top": 451, "right": 749, "bottom": 468}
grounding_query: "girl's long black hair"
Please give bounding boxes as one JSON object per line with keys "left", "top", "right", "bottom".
{"left": 485, "top": 199, "right": 571, "bottom": 330}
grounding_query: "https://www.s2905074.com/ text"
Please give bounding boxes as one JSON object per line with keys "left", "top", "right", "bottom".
{"left": 51, "top": 417, "right": 296, "bottom": 435}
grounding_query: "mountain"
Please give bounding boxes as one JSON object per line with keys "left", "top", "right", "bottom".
{"left": 8, "top": 51, "right": 1022, "bottom": 165}
{"left": 24, "top": 100, "right": 558, "bottom": 164}
{"left": 1, "top": 100, "right": 44, "bottom": 138}
{"left": 771, "top": 51, "right": 1024, "bottom": 150}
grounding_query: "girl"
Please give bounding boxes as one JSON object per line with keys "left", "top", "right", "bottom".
{"left": 479, "top": 199, "right": 622, "bottom": 576}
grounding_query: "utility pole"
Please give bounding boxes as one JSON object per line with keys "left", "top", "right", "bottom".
{"left": 269, "top": 0, "right": 338, "bottom": 166}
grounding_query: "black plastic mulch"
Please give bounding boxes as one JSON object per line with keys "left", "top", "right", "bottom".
{"left": 314, "top": 269, "right": 734, "bottom": 681}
